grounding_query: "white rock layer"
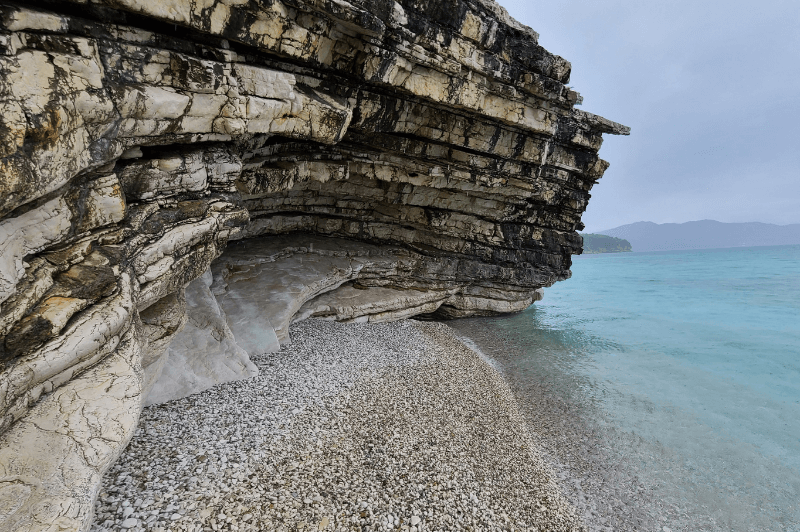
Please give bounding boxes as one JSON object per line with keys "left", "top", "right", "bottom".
{"left": 145, "top": 270, "right": 259, "bottom": 406}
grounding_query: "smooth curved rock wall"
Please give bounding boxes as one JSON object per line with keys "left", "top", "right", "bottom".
{"left": 0, "top": 0, "right": 627, "bottom": 529}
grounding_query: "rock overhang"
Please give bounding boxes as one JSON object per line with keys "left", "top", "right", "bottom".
{"left": 0, "top": 0, "right": 628, "bottom": 529}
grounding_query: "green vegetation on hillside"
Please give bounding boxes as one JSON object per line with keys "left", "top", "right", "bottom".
{"left": 580, "top": 233, "right": 632, "bottom": 254}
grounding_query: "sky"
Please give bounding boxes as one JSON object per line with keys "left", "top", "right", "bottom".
{"left": 497, "top": 0, "right": 800, "bottom": 232}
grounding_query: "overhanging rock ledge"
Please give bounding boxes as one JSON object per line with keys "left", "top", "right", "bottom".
{"left": 0, "top": 0, "right": 628, "bottom": 529}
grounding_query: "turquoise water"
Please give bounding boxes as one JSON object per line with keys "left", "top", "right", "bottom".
{"left": 464, "top": 245, "right": 800, "bottom": 531}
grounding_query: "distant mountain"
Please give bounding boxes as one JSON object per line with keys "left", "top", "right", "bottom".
{"left": 580, "top": 233, "right": 632, "bottom": 254}
{"left": 597, "top": 220, "right": 800, "bottom": 252}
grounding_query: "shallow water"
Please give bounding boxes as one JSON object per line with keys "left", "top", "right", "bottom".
{"left": 452, "top": 245, "right": 800, "bottom": 532}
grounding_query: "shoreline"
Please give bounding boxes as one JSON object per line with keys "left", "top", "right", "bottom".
{"left": 448, "top": 318, "right": 682, "bottom": 532}
{"left": 92, "top": 319, "right": 586, "bottom": 532}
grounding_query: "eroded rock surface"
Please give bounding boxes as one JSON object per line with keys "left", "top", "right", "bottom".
{"left": 212, "top": 234, "right": 546, "bottom": 346}
{"left": 0, "top": 0, "right": 627, "bottom": 529}
{"left": 144, "top": 270, "right": 259, "bottom": 407}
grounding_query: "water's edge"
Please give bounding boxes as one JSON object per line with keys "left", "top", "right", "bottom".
{"left": 447, "top": 245, "right": 800, "bottom": 532}
{"left": 449, "top": 321, "right": 674, "bottom": 532}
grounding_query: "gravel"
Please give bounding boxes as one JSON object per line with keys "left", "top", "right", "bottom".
{"left": 448, "top": 319, "right": 684, "bottom": 532}
{"left": 91, "top": 319, "right": 585, "bottom": 532}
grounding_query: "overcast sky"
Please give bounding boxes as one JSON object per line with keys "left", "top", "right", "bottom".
{"left": 498, "top": 0, "right": 800, "bottom": 232}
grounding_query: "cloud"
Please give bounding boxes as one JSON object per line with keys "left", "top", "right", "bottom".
{"left": 499, "top": 0, "right": 800, "bottom": 230}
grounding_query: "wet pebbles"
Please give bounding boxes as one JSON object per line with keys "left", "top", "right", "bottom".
{"left": 448, "top": 319, "right": 681, "bottom": 532}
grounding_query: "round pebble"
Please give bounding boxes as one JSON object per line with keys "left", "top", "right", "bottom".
{"left": 91, "top": 319, "right": 585, "bottom": 531}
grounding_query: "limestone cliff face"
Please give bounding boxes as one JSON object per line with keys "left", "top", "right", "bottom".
{"left": 0, "top": 0, "right": 627, "bottom": 529}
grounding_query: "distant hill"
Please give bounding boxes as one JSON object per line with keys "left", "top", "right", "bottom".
{"left": 580, "top": 233, "right": 632, "bottom": 254}
{"left": 597, "top": 220, "right": 800, "bottom": 252}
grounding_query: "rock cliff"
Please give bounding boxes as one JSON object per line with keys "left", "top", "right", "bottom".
{"left": 0, "top": 0, "right": 627, "bottom": 529}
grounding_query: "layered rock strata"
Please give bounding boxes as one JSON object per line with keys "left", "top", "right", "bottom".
{"left": 0, "top": 0, "right": 627, "bottom": 529}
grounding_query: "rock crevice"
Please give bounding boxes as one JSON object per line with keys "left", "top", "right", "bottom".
{"left": 0, "top": 0, "right": 627, "bottom": 529}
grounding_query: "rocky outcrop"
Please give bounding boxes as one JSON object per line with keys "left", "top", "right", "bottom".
{"left": 143, "top": 269, "right": 259, "bottom": 406}
{"left": 0, "top": 0, "right": 627, "bottom": 529}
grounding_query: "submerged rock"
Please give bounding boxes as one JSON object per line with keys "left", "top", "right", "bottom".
{"left": 0, "top": 0, "right": 627, "bottom": 529}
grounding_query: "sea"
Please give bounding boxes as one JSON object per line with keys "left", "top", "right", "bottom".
{"left": 451, "top": 245, "right": 800, "bottom": 532}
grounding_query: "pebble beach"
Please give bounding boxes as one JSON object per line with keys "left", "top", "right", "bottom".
{"left": 91, "top": 319, "right": 585, "bottom": 532}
